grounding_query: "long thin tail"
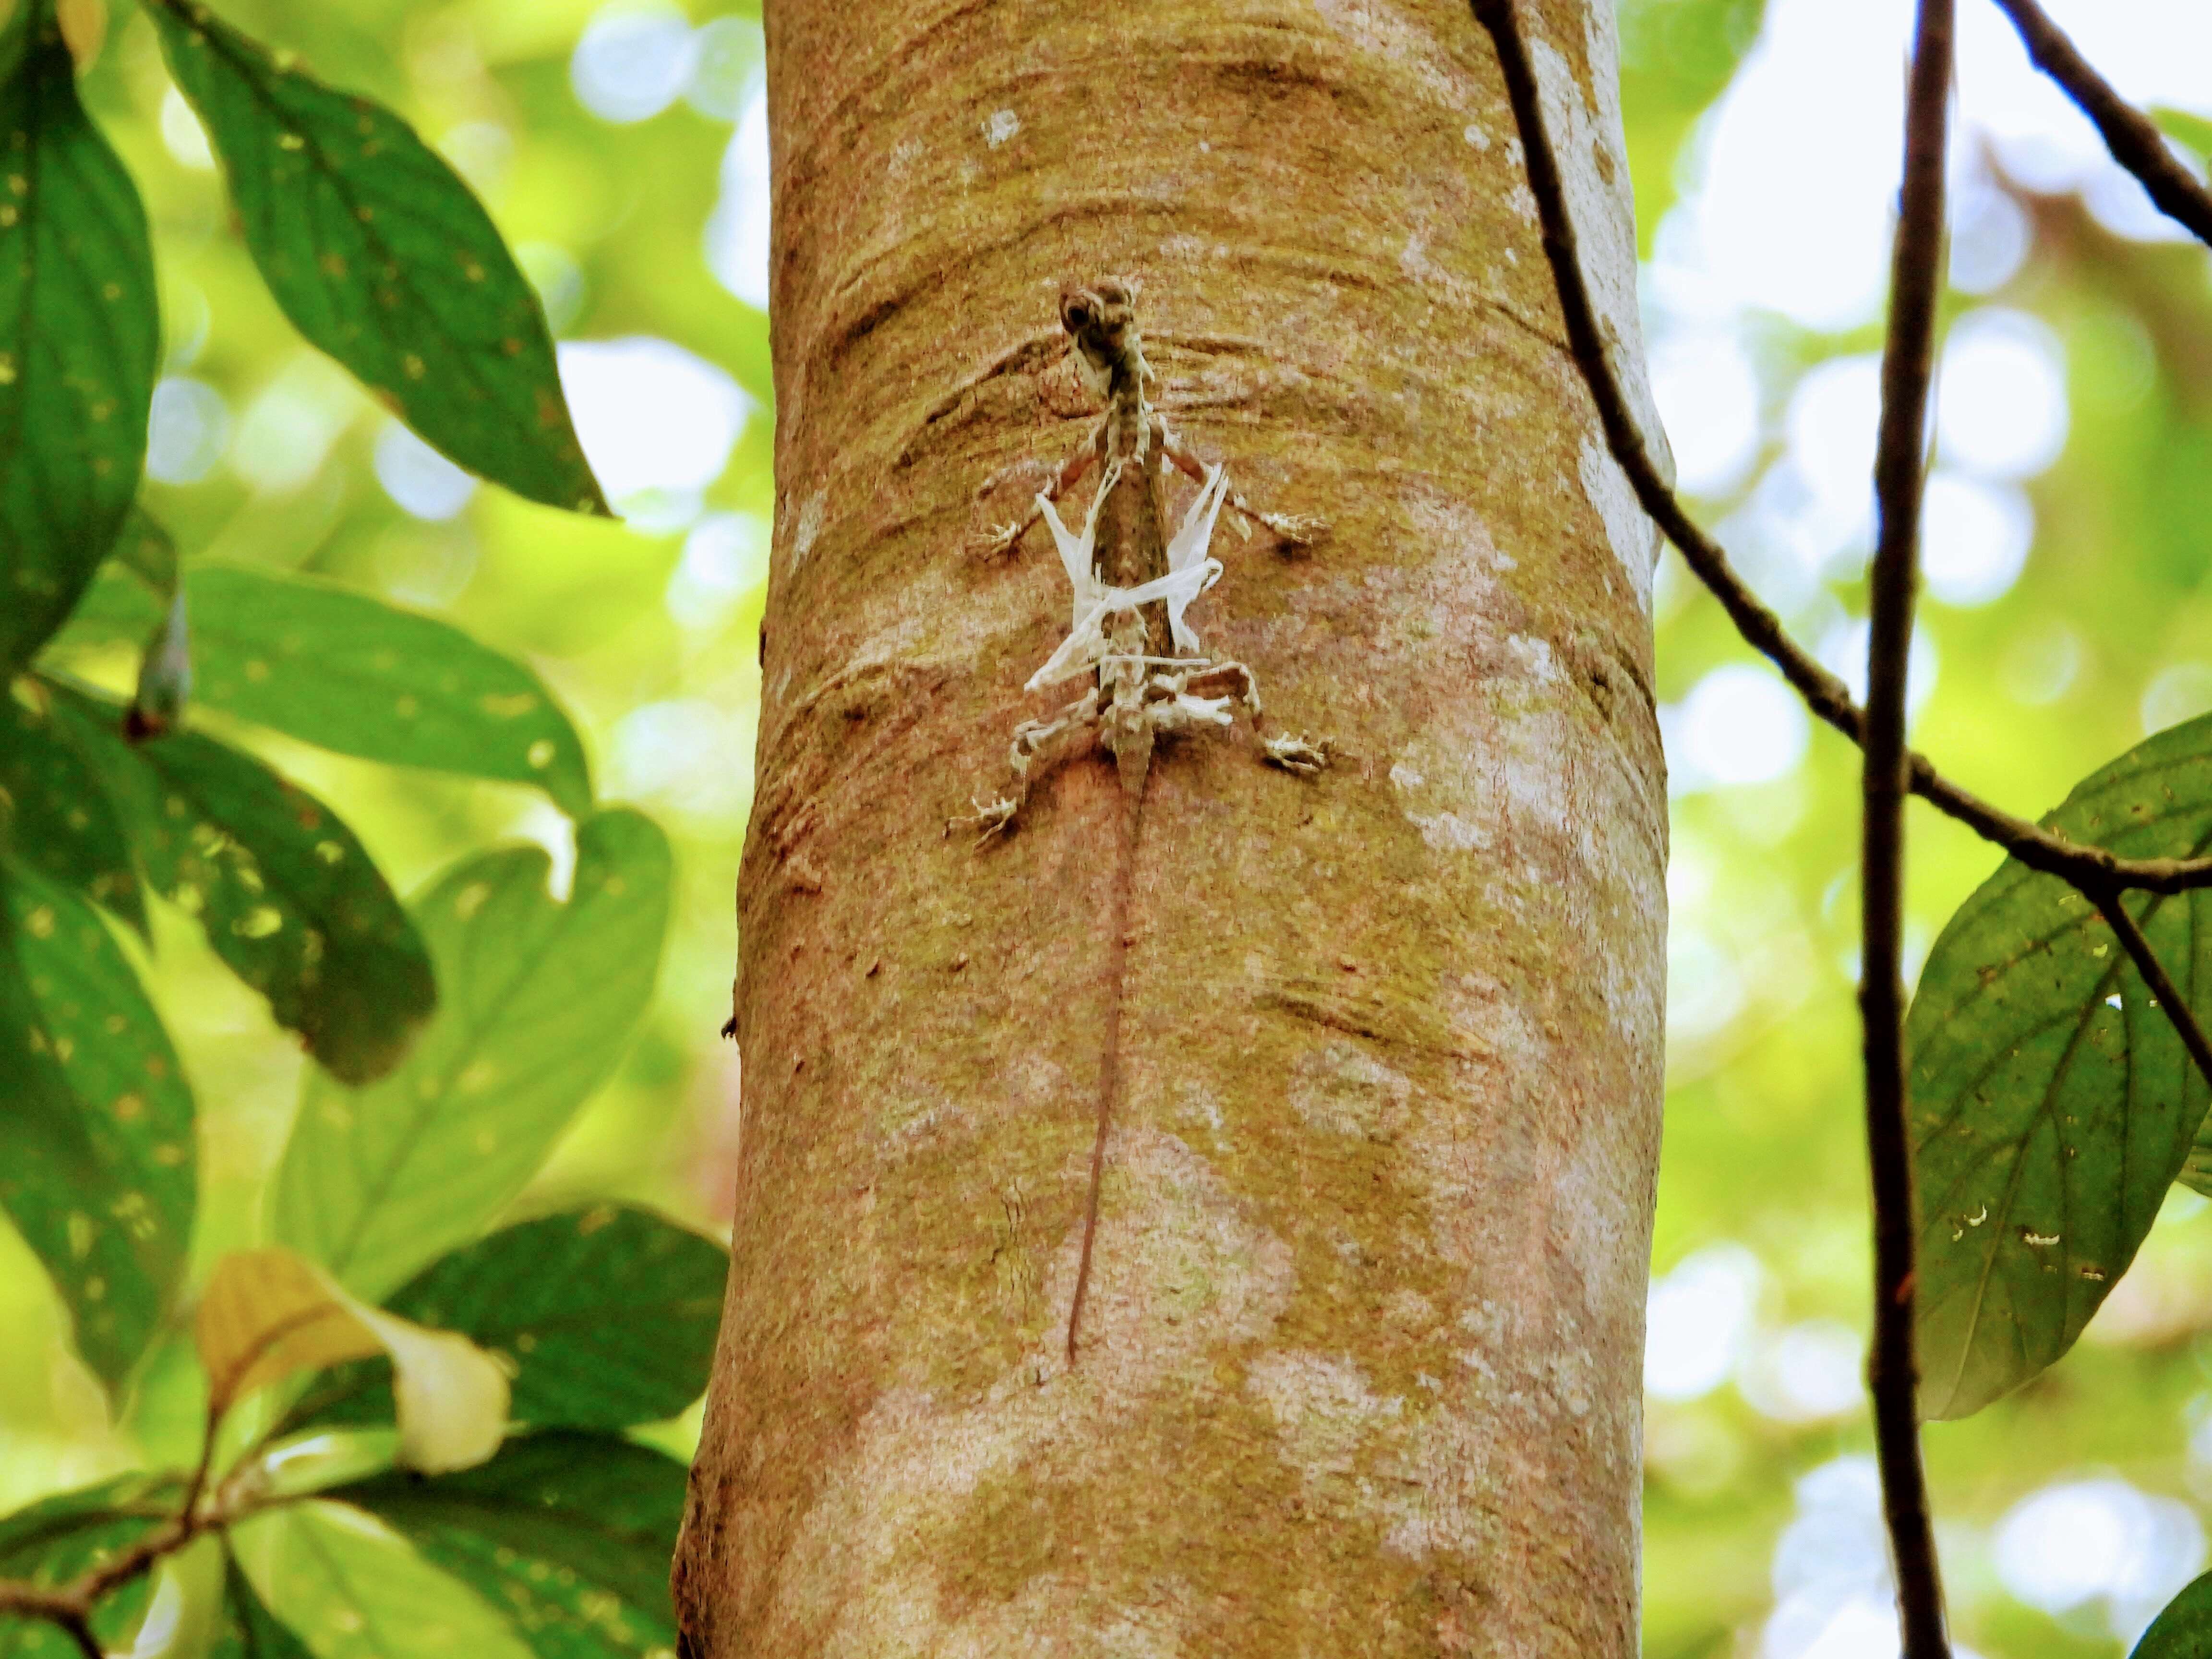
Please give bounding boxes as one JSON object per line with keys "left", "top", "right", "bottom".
{"left": 1066, "top": 787, "right": 1145, "bottom": 1365}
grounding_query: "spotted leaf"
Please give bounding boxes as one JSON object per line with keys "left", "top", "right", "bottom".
{"left": 0, "top": 5, "right": 159, "bottom": 675}
{"left": 149, "top": 1, "right": 605, "bottom": 514}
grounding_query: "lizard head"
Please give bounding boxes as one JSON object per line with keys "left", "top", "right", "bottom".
{"left": 1059, "top": 278, "right": 1141, "bottom": 397}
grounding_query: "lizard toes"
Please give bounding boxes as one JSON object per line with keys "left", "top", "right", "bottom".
{"left": 1261, "top": 734, "right": 1331, "bottom": 776}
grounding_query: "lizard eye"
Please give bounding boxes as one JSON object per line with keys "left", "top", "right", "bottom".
{"left": 1062, "top": 297, "right": 1094, "bottom": 332}
{"left": 1094, "top": 280, "right": 1130, "bottom": 307}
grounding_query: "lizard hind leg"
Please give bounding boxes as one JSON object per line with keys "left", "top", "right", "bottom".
{"left": 1185, "top": 658, "right": 1331, "bottom": 775}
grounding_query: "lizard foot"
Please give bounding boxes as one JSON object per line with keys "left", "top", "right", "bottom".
{"left": 1261, "top": 733, "right": 1330, "bottom": 776}
{"left": 969, "top": 521, "right": 1026, "bottom": 562}
{"left": 1257, "top": 511, "right": 1329, "bottom": 551}
{"left": 951, "top": 794, "right": 1022, "bottom": 846}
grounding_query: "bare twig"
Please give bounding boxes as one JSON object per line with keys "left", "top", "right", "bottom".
{"left": 1989, "top": 0, "right": 2212, "bottom": 249}
{"left": 1466, "top": 0, "right": 2212, "bottom": 904}
{"left": 0, "top": 1582, "right": 84, "bottom": 1624}
{"left": 1860, "top": 0, "right": 1956, "bottom": 1649}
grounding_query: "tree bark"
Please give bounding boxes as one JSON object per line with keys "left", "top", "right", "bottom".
{"left": 673, "top": 1, "right": 1670, "bottom": 1653}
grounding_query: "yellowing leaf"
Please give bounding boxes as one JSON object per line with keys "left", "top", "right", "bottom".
{"left": 195, "top": 1248, "right": 508, "bottom": 1473}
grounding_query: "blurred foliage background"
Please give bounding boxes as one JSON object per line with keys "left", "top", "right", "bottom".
{"left": 9, "top": 0, "right": 2212, "bottom": 1653}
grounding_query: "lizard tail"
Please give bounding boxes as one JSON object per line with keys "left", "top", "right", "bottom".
{"left": 1066, "top": 786, "right": 1146, "bottom": 1366}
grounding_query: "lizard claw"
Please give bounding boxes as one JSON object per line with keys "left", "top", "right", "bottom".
{"left": 970, "top": 521, "right": 1026, "bottom": 561}
{"left": 952, "top": 795, "right": 1022, "bottom": 846}
{"left": 1261, "top": 733, "right": 1330, "bottom": 776}
{"left": 1255, "top": 510, "right": 1328, "bottom": 550}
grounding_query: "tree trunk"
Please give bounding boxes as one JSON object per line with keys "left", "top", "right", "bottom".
{"left": 673, "top": 1, "right": 1670, "bottom": 1652}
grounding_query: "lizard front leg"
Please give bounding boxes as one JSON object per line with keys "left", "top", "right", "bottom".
{"left": 971, "top": 419, "right": 1107, "bottom": 561}
{"left": 1155, "top": 417, "right": 1328, "bottom": 550}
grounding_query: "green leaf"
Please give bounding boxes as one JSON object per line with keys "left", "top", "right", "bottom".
{"left": 37, "top": 508, "right": 177, "bottom": 659}
{"left": 229, "top": 1502, "right": 536, "bottom": 1659}
{"left": 272, "top": 811, "right": 671, "bottom": 1298}
{"left": 112, "top": 507, "right": 179, "bottom": 598}
{"left": 0, "top": 864, "right": 195, "bottom": 1387}
{"left": 332, "top": 1433, "right": 686, "bottom": 1659}
{"left": 0, "top": 678, "right": 143, "bottom": 929}
{"left": 116, "top": 713, "right": 435, "bottom": 1087}
{"left": 213, "top": 1551, "right": 319, "bottom": 1659}
{"left": 0, "top": 8, "right": 160, "bottom": 677}
{"left": 284, "top": 1206, "right": 727, "bottom": 1437}
{"left": 148, "top": 3, "right": 606, "bottom": 516}
{"left": 0, "top": 1475, "right": 174, "bottom": 1658}
{"left": 184, "top": 566, "right": 592, "bottom": 816}
{"left": 2135, "top": 1572, "right": 2212, "bottom": 1658}
{"left": 1908, "top": 714, "right": 2212, "bottom": 1419}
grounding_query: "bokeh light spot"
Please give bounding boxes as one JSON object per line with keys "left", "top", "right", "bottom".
{"left": 1652, "top": 331, "right": 1762, "bottom": 498}
{"left": 1645, "top": 1244, "right": 1762, "bottom": 1402}
{"left": 2142, "top": 662, "right": 2212, "bottom": 735}
{"left": 1920, "top": 472, "right": 2032, "bottom": 607}
{"left": 145, "top": 377, "right": 230, "bottom": 485}
{"left": 557, "top": 337, "right": 749, "bottom": 507}
{"left": 374, "top": 421, "right": 478, "bottom": 522}
{"left": 1937, "top": 308, "right": 2069, "bottom": 480}
{"left": 1675, "top": 663, "right": 1812, "bottom": 790}
{"left": 571, "top": 2, "right": 697, "bottom": 125}
{"left": 159, "top": 86, "right": 214, "bottom": 171}
{"left": 707, "top": 91, "right": 772, "bottom": 310}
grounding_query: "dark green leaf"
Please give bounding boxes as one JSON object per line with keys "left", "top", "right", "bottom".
{"left": 0, "top": 1475, "right": 174, "bottom": 1658}
{"left": 1908, "top": 714, "right": 2212, "bottom": 1418}
{"left": 37, "top": 509, "right": 177, "bottom": 659}
{"left": 211, "top": 1551, "right": 317, "bottom": 1659}
{"left": 334, "top": 1433, "right": 686, "bottom": 1659}
{"left": 0, "top": 864, "right": 195, "bottom": 1387}
{"left": 2136, "top": 1572, "right": 2212, "bottom": 1657}
{"left": 272, "top": 812, "right": 670, "bottom": 1297}
{"left": 184, "top": 565, "right": 592, "bottom": 815}
{"left": 0, "top": 678, "right": 142, "bottom": 929}
{"left": 36, "top": 678, "right": 175, "bottom": 861}
{"left": 0, "top": 8, "right": 160, "bottom": 676}
{"left": 149, "top": 3, "right": 606, "bottom": 515}
{"left": 285, "top": 1206, "right": 727, "bottom": 1436}
{"left": 42, "top": 680, "right": 436, "bottom": 1086}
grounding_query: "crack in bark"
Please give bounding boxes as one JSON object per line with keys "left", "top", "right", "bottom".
{"left": 1258, "top": 980, "right": 1497, "bottom": 1063}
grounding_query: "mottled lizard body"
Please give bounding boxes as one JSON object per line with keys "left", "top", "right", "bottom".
{"left": 953, "top": 280, "right": 1328, "bottom": 1361}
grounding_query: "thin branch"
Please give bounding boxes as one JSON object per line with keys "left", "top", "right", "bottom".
{"left": 1861, "top": 0, "right": 1956, "bottom": 1650}
{"left": 0, "top": 1582, "right": 83, "bottom": 1622}
{"left": 0, "top": 1582, "right": 102, "bottom": 1659}
{"left": 0, "top": 1407, "right": 240, "bottom": 1654}
{"left": 56, "top": 1612, "right": 103, "bottom": 1659}
{"left": 175, "top": 1406, "right": 221, "bottom": 1533}
{"left": 1466, "top": 0, "right": 2212, "bottom": 904}
{"left": 1989, "top": 0, "right": 2212, "bottom": 248}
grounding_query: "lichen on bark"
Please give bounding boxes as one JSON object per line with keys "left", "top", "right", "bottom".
{"left": 674, "top": 1, "right": 1668, "bottom": 1653}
